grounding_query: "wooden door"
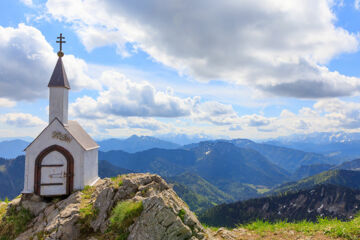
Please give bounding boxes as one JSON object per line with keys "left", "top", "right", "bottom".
{"left": 40, "top": 151, "right": 67, "bottom": 195}
{"left": 34, "top": 145, "right": 74, "bottom": 196}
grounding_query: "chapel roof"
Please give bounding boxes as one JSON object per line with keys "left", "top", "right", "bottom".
{"left": 24, "top": 118, "right": 99, "bottom": 151}
{"left": 48, "top": 57, "right": 70, "bottom": 89}
{"left": 64, "top": 120, "right": 99, "bottom": 150}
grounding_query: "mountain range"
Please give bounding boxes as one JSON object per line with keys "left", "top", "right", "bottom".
{"left": 97, "top": 135, "right": 180, "bottom": 153}
{"left": 226, "top": 139, "right": 338, "bottom": 172}
{"left": 269, "top": 169, "right": 360, "bottom": 195}
{"left": 199, "top": 184, "right": 360, "bottom": 227}
{"left": 267, "top": 132, "right": 360, "bottom": 160}
{"left": 99, "top": 141, "right": 291, "bottom": 197}
{"left": 0, "top": 139, "right": 29, "bottom": 159}
{"left": 165, "top": 172, "right": 236, "bottom": 213}
{"left": 0, "top": 156, "right": 25, "bottom": 199}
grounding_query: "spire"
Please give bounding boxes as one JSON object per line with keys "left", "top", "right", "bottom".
{"left": 48, "top": 33, "right": 70, "bottom": 89}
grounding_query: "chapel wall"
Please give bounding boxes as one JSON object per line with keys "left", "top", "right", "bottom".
{"left": 83, "top": 148, "right": 99, "bottom": 186}
{"left": 23, "top": 120, "right": 84, "bottom": 193}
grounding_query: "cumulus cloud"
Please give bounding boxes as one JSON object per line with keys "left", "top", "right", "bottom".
{"left": 0, "top": 98, "right": 16, "bottom": 107}
{"left": 46, "top": 0, "right": 360, "bottom": 98}
{"left": 314, "top": 99, "right": 360, "bottom": 129}
{"left": 69, "top": 71, "right": 247, "bottom": 133}
{"left": 0, "top": 24, "right": 100, "bottom": 101}
{"left": 193, "top": 101, "right": 239, "bottom": 125}
{"left": 71, "top": 71, "right": 199, "bottom": 118}
{"left": 242, "top": 114, "right": 272, "bottom": 127}
{"left": 0, "top": 113, "right": 46, "bottom": 127}
{"left": 229, "top": 98, "right": 360, "bottom": 135}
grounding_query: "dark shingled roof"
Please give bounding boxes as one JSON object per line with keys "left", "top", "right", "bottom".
{"left": 48, "top": 57, "right": 70, "bottom": 89}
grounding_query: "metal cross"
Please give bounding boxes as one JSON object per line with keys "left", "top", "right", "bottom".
{"left": 56, "top": 33, "right": 66, "bottom": 52}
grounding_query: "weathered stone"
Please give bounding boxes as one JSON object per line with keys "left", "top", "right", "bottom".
{"left": 11, "top": 173, "right": 207, "bottom": 240}
{"left": 90, "top": 186, "right": 116, "bottom": 232}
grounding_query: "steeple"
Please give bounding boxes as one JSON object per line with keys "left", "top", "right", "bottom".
{"left": 48, "top": 33, "right": 70, "bottom": 89}
{"left": 48, "top": 33, "right": 70, "bottom": 124}
{"left": 48, "top": 57, "right": 70, "bottom": 89}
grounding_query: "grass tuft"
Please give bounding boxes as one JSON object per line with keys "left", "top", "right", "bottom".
{"left": 202, "top": 224, "right": 220, "bottom": 232}
{"left": 178, "top": 209, "right": 186, "bottom": 222}
{"left": 79, "top": 185, "right": 98, "bottom": 234}
{"left": 0, "top": 205, "right": 33, "bottom": 240}
{"left": 110, "top": 175, "right": 124, "bottom": 188}
{"left": 108, "top": 200, "right": 143, "bottom": 240}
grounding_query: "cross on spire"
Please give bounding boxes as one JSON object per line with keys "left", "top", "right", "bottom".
{"left": 56, "top": 33, "right": 66, "bottom": 57}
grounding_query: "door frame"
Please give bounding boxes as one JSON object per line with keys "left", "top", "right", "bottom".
{"left": 34, "top": 145, "right": 74, "bottom": 196}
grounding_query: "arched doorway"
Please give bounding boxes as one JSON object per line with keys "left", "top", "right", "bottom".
{"left": 34, "top": 145, "right": 74, "bottom": 196}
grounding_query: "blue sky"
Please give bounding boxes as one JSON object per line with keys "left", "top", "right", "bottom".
{"left": 1, "top": 0, "right": 360, "bottom": 140}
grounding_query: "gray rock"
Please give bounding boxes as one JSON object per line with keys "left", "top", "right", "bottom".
{"left": 9, "top": 173, "right": 207, "bottom": 240}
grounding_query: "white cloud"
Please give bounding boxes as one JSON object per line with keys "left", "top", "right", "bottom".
{"left": 241, "top": 114, "right": 272, "bottom": 127}
{"left": 0, "top": 113, "right": 46, "bottom": 127}
{"left": 225, "top": 98, "right": 360, "bottom": 136}
{"left": 0, "top": 24, "right": 100, "bottom": 101}
{"left": 314, "top": 99, "right": 360, "bottom": 129}
{"left": 46, "top": 0, "right": 360, "bottom": 98}
{"left": 71, "top": 71, "right": 199, "bottom": 118}
{"left": 0, "top": 98, "right": 16, "bottom": 107}
{"left": 69, "top": 71, "right": 249, "bottom": 135}
{"left": 355, "top": 0, "right": 360, "bottom": 10}
{"left": 193, "top": 101, "right": 239, "bottom": 125}
{"left": 20, "top": 0, "right": 33, "bottom": 7}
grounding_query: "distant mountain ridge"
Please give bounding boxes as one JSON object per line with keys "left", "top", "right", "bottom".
{"left": 199, "top": 184, "right": 360, "bottom": 227}
{"left": 333, "top": 158, "right": 360, "bottom": 171}
{"left": 271, "top": 131, "right": 360, "bottom": 144}
{"left": 0, "top": 140, "right": 29, "bottom": 159}
{"left": 269, "top": 169, "right": 360, "bottom": 195}
{"left": 267, "top": 132, "right": 360, "bottom": 160}
{"left": 97, "top": 135, "right": 180, "bottom": 153}
{"left": 0, "top": 156, "right": 25, "bottom": 199}
{"left": 228, "top": 139, "right": 337, "bottom": 172}
{"left": 99, "top": 141, "right": 291, "bottom": 201}
{"left": 166, "top": 172, "right": 236, "bottom": 213}
{"left": 98, "top": 160, "right": 132, "bottom": 178}
{"left": 292, "top": 163, "right": 335, "bottom": 180}
{"left": 184, "top": 139, "right": 336, "bottom": 172}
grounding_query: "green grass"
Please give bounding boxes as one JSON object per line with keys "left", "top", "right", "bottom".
{"left": 0, "top": 202, "right": 7, "bottom": 220}
{"left": 0, "top": 205, "right": 34, "bottom": 240}
{"left": 244, "top": 184, "right": 270, "bottom": 194}
{"left": 108, "top": 200, "right": 143, "bottom": 240}
{"left": 110, "top": 175, "right": 124, "bottom": 188}
{"left": 240, "top": 214, "right": 360, "bottom": 240}
{"left": 178, "top": 209, "right": 186, "bottom": 222}
{"left": 79, "top": 185, "right": 98, "bottom": 234}
{"left": 202, "top": 224, "right": 220, "bottom": 232}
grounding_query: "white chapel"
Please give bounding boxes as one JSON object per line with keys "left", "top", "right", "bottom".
{"left": 22, "top": 34, "right": 99, "bottom": 197}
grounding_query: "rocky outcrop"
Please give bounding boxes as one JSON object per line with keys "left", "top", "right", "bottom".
{"left": 3, "top": 173, "right": 208, "bottom": 240}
